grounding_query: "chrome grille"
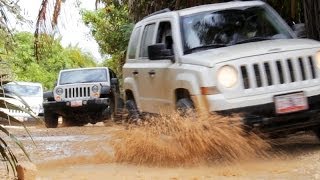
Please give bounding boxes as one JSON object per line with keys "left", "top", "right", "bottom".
{"left": 240, "top": 56, "right": 317, "bottom": 89}
{"left": 63, "top": 87, "right": 91, "bottom": 99}
{"left": 8, "top": 105, "right": 26, "bottom": 114}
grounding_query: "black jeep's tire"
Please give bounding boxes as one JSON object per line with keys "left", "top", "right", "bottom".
{"left": 125, "top": 99, "right": 140, "bottom": 122}
{"left": 176, "top": 98, "right": 195, "bottom": 117}
{"left": 44, "top": 111, "right": 58, "bottom": 128}
{"left": 314, "top": 128, "right": 320, "bottom": 141}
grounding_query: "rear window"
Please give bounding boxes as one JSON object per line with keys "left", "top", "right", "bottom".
{"left": 128, "top": 27, "right": 141, "bottom": 59}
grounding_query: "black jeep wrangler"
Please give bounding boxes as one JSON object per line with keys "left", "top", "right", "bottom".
{"left": 43, "top": 67, "right": 123, "bottom": 128}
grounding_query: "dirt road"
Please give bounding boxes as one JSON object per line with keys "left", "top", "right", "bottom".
{"left": 2, "top": 122, "right": 320, "bottom": 180}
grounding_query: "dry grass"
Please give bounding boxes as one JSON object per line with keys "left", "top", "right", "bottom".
{"left": 112, "top": 112, "right": 271, "bottom": 167}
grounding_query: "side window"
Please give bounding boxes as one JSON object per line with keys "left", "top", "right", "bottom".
{"left": 128, "top": 27, "right": 141, "bottom": 59}
{"left": 140, "top": 23, "right": 156, "bottom": 58}
{"left": 156, "top": 21, "right": 173, "bottom": 51}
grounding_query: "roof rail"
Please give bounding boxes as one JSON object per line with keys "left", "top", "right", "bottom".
{"left": 144, "top": 8, "right": 171, "bottom": 19}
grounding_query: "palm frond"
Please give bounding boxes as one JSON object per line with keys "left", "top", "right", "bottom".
{"left": 0, "top": 62, "right": 33, "bottom": 178}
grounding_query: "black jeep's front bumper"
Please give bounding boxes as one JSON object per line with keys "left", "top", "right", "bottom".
{"left": 43, "top": 98, "right": 110, "bottom": 117}
{"left": 218, "top": 94, "right": 320, "bottom": 134}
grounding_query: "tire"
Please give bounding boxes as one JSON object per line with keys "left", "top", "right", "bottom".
{"left": 125, "top": 99, "right": 140, "bottom": 122}
{"left": 44, "top": 110, "right": 58, "bottom": 128}
{"left": 176, "top": 98, "right": 195, "bottom": 117}
{"left": 314, "top": 128, "right": 320, "bottom": 140}
{"left": 112, "top": 98, "right": 124, "bottom": 122}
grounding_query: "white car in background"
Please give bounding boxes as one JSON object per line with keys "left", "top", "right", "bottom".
{"left": 0, "top": 82, "right": 43, "bottom": 122}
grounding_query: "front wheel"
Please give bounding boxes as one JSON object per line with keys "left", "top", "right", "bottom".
{"left": 44, "top": 110, "right": 58, "bottom": 128}
{"left": 314, "top": 128, "right": 320, "bottom": 141}
{"left": 176, "top": 98, "right": 195, "bottom": 117}
{"left": 125, "top": 99, "right": 140, "bottom": 122}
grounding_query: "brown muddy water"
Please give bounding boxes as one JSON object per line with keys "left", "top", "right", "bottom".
{"left": 1, "top": 114, "right": 320, "bottom": 179}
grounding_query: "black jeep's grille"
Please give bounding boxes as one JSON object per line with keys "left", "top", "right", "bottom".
{"left": 64, "top": 87, "right": 91, "bottom": 98}
{"left": 240, "top": 56, "right": 317, "bottom": 89}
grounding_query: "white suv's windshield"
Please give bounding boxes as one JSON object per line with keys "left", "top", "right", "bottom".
{"left": 182, "top": 5, "right": 293, "bottom": 54}
{"left": 4, "top": 84, "right": 42, "bottom": 97}
{"left": 59, "top": 69, "right": 108, "bottom": 85}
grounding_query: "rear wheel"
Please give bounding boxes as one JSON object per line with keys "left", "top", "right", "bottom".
{"left": 176, "top": 98, "right": 195, "bottom": 117}
{"left": 44, "top": 110, "right": 58, "bottom": 128}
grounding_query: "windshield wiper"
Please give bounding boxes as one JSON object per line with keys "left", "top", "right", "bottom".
{"left": 234, "top": 37, "right": 273, "bottom": 45}
{"left": 184, "top": 44, "right": 228, "bottom": 54}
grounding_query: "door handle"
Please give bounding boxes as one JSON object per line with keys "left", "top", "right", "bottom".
{"left": 132, "top": 70, "right": 139, "bottom": 76}
{"left": 148, "top": 70, "right": 156, "bottom": 76}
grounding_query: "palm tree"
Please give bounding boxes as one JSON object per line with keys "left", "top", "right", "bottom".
{"left": 0, "top": 2, "right": 34, "bottom": 177}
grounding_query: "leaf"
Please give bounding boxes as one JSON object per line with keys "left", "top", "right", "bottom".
{"left": 0, "top": 125, "right": 31, "bottom": 162}
{"left": 0, "top": 111, "right": 35, "bottom": 145}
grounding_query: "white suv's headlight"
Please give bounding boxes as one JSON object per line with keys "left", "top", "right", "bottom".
{"left": 217, "top": 65, "right": 238, "bottom": 88}
{"left": 316, "top": 51, "right": 320, "bottom": 69}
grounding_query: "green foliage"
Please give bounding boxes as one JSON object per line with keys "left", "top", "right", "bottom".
{"left": 0, "top": 32, "right": 97, "bottom": 90}
{"left": 82, "top": 3, "right": 133, "bottom": 77}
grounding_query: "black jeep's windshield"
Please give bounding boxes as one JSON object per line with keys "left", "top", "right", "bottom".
{"left": 59, "top": 69, "right": 108, "bottom": 85}
{"left": 182, "top": 5, "right": 293, "bottom": 54}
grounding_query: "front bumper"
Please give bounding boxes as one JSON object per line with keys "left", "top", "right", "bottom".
{"left": 43, "top": 98, "right": 110, "bottom": 116}
{"left": 217, "top": 94, "right": 320, "bottom": 133}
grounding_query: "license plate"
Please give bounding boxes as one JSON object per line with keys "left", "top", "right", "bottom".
{"left": 274, "top": 92, "right": 308, "bottom": 114}
{"left": 70, "top": 100, "right": 83, "bottom": 107}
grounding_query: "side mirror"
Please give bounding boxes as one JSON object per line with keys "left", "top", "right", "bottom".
{"left": 148, "top": 43, "right": 174, "bottom": 62}
{"left": 292, "top": 23, "right": 306, "bottom": 38}
{"left": 43, "top": 91, "right": 54, "bottom": 101}
{"left": 111, "top": 78, "right": 118, "bottom": 85}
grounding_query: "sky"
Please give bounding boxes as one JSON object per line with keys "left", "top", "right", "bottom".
{"left": 15, "top": 0, "right": 103, "bottom": 62}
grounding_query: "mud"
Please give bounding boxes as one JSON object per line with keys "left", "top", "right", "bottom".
{"left": 1, "top": 116, "right": 320, "bottom": 179}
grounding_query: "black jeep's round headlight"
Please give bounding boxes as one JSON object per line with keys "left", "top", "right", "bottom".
{"left": 92, "top": 85, "right": 99, "bottom": 93}
{"left": 55, "top": 88, "right": 63, "bottom": 95}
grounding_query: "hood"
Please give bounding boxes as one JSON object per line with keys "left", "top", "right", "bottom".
{"left": 20, "top": 96, "right": 43, "bottom": 107}
{"left": 182, "top": 39, "right": 320, "bottom": 67}
{"left": 4, "top": 96, "right": 42, "bottom": 108}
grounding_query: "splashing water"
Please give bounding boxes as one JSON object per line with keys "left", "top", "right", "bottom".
{"left": 112, "top": 113, "right": 271, "bottom": 166}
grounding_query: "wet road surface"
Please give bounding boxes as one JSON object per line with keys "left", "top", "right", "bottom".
{"left": 2, "top": 122, "right": 320, "bottom": 179}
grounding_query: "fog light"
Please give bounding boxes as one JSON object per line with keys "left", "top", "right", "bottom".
{"left": 55, "top": 96, "right": 61, "bottom": 101}
{"left": 83, "top": 100, "right": 88, "bottom": 105}
{"left": 66, "top": 102, "right": 70, "bottom": 106}
{"left": 93, "top": 93, "right": 100, "bottom": 98}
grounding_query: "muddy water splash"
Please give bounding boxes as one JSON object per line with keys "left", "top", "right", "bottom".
{"left": 112, "top": 113, "right": 271, "bottom": 166}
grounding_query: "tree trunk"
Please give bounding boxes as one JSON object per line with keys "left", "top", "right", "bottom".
{"left": 303, "top": 0, "right": 320, "bottom": 40}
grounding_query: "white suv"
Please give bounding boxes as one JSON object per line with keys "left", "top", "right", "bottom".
{"left": 123, "top": 1, "right": 320, "bottom": 135}
{"left": 1, "top": 82, "right": 43, "bottom": 122}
